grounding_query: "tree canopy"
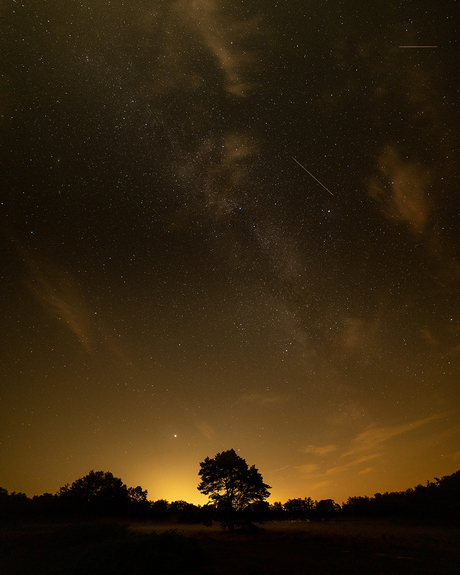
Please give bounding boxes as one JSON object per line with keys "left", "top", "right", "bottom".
{"left": 58, "top": 470, "right": 147, "bottom": 516}
{"left": 197, "top": 449, "right": 271, "bottom": 530}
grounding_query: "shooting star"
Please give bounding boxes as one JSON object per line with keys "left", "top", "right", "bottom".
{"left": 292, "top": 157, "right": 334, "bottom": 196}
{"left": 399, "top": 45, "right": 437, "bottom": 48}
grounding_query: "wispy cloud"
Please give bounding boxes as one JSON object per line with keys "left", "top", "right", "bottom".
{"left": 196, "top": 421, "right": 215, "bottom": 440}
{"left": 270, "top": 465, "right": 290, "bottom": 474}
{"left": 368, "top": 146, "right": 431, "bottom": 234}
{"left": 342, "top": 412, "right": 447, "bottom": 459}
{"left": 295, "top": 463, "right": 321, "bottom": 474}
{"left": 22, "top": 251, "right": 95, "bottom": 353}
{"left": 366, "top": 146, "right": 460, "bottom": 318}
{"left": 303, "top": 444, "right": 338, "bottom": 456}
{"left": 142, "top": 1, "right": 264, "bottom": 102}
{"left": 306, "top": 479, "right": 334, "bottom": 492}
{"left": 338, "top": 315, "right": 383, "bottom": 358}
{"left": 15, "top": 239, "right": 130, "bottom": 364}
{"left": 420, "top": 327, "right": 439, "bottom": 346}
{"left": 296, "top": 412, "right": 452, "bottom": 483}
{"left": 324, "top": 454, "right": 380, "bottom": 477}
{"left": 175, "top": 0, "right": 264, "bottom": 97}
{"left": 450, "top": 450, "right": 460, "bottom": 462}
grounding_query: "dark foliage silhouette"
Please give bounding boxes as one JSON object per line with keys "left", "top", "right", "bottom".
{"left": 1, "top": 469, "right": 459, "bottom": 526}
{"left": 314, "top": 499, "right": 341, "bottom": 520}
{"left": 150, "top": 498, "right": 170, "bottom": 521}
{"left": 342, "top": 470, "right": 460, "bottom": 524}
{"left": 283, "top": 497, "right": 315, "bottom": 520}
{"left": 197, "top": 448, "right": 271, "bottom": 531}
{"left": 58, "top": 470, "right": 147, "bottom": 517}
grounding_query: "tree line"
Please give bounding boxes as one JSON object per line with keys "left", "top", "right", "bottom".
{"left": 1, "top": 451, "right": 459, "bottom": 527}
{"left": 341, "top": 471, "right": 460, "bottom": 524}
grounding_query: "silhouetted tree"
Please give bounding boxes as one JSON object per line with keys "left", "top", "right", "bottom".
{"left": 436, "top": 471, "right": 460, "bottom": 523}
{"left": 127, "top": 485, "right": 150, "bottom": 517}
{"left": 269, "top": 501, "right": 285, "bottom": 520}
{"left": 197, "top": 449, "right": 271, "bottom": 531}
{"left": 128, "top": 485, "right": 148, "bottom": 503}
{"left": 313, "top": 498, "right": 340, "bottom": 520}
{"left": 151, "top": 499, "right": 170, "bottom": 521}
{"left": 246, "top": 499, "right": 271, "bottom": 523}
{"left": 168, "top": 500, "right": 205, "bottom": 523}
{"left": 344, "top": 495, "right": 373, "bottom": 517}
{"left": 284, "top": 497, "right": 315, "bottom": 520}
{"left": 31, "top": 493, "right": 59, "bottom": 517}
{"left": 58, "top": 470, "right": 135, "bottom": 516}
{"left": 340, "top": 470, "right": 460, "bottom": 524}
{"left": 0, "top": 488, "right": 31, "bottom": 520}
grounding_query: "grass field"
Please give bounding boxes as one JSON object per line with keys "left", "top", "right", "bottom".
{"left": 1, "top": 519, "right": 459, "bottom": 574}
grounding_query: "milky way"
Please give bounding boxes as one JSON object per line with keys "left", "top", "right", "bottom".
{"left": 1, "top": 0, "right": 459, "bottom": 505}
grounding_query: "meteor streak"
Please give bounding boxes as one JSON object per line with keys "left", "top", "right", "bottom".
{"left": 292, "top": 157, "right": 334, "bottom": 196}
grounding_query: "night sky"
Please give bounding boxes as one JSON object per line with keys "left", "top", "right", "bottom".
{"left": 1, "top": 1, "right": 459, "bottom": 506}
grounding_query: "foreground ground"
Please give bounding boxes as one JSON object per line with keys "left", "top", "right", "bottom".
{"left": 1, "top": 519, "right": 459, "bottom": 574}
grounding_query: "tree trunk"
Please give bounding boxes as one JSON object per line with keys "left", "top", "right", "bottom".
{"left": 227, "top": 501, "right": 234, "bottom": 531}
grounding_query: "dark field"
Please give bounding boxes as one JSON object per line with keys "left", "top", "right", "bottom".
{"left": 1, "top": 520, "right": 459, "bottom": 574}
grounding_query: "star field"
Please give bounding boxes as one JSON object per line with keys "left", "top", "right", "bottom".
{"left": 1, "top": 0, "right": 459, "bottom": 505}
